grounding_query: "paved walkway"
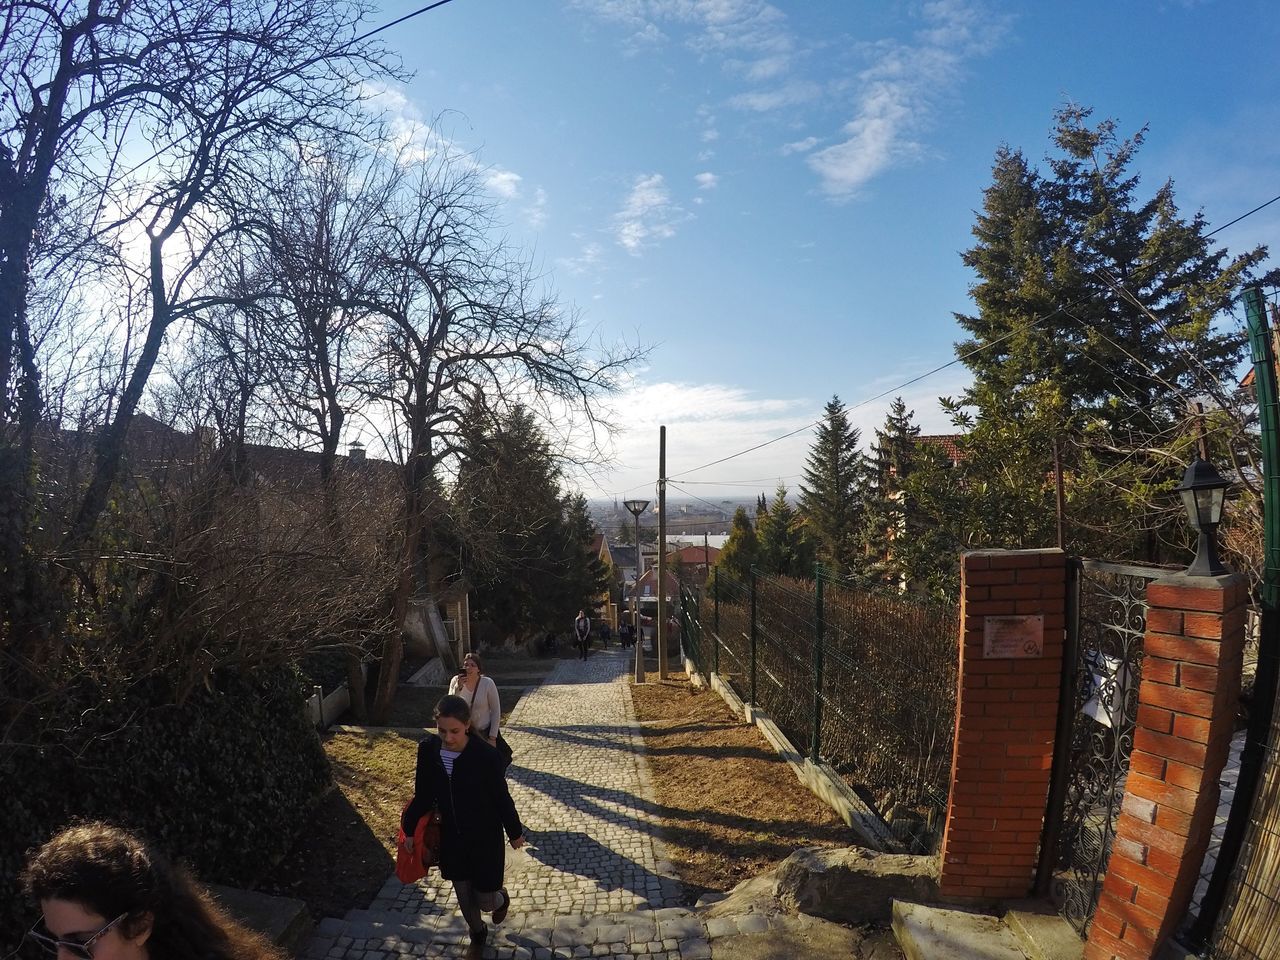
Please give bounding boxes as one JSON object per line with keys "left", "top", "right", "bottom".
{"left": 301, "top": 648, "right": 725, "bottom": 960}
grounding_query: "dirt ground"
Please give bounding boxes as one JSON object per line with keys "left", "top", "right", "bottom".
{"left": 630, "top": 672, "right": 856, "bottom": 899}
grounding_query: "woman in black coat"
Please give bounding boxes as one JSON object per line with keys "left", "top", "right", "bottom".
{"left": 403, "top": 695, "right": 525, "bottom": 957}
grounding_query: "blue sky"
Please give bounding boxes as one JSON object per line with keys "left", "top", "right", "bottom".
{"left": 371, "top": 0, "right": 1280, "bottom": 502}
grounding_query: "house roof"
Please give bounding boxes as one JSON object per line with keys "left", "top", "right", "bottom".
{"left": 610, "top": 545, "right": 638, "bottom": 570}
{"left": 672, "top": 544, "right": 721, "bottom": 565}
{"left": 629, "top": 567, "right": 680, "bottom": 595}
{"left": 917, "top": 434, "right": 966, "bottom": 463}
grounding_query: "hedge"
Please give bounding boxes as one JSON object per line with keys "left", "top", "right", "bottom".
{"left": 0, "top": 667, "right": 330, "bottom": 952}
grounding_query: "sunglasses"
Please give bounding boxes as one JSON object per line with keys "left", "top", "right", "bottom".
{"left": 25, "top": 913, "right": 127, "bottom": 960}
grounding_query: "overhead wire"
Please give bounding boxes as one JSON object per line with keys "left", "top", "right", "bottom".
{"left": 658, "top": 191, "right": 1280, "bottom": 486}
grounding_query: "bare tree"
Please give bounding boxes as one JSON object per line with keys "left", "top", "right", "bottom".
{"left": 357, "top": 150, "right": 642, "bottom": 720}
{"left": 0, "top": 0, "right": 393, "bottom": 639}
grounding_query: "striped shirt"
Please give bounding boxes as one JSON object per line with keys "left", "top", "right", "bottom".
{"left": 440, "top": 748, "right": 461, "bottom": 777}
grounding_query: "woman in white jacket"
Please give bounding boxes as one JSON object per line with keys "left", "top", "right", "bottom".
{"left": 448, "top": 652, "right": 504, "bottom": 751}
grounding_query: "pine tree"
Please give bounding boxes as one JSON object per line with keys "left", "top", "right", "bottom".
{"left": 861, "top": 397, "right": 919, "bottom": 585}
{"left": 714, "top": 506, "right": 759, "bottom": 586}
{"left": 944, "top": 106, "right": 1270, "bottom": 566}
{"left": 799, "top": 395, "right": 868, "bottom": 576}
{"left": 454, "top": 407, "right": 604, "bottom": 633}
{"left": 756, "top": 483, "right": 811, "bottom": 577}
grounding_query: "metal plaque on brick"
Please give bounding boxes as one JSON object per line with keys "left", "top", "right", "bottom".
{"left": 983, "top": 614, "right": 1044, "bottom": 658}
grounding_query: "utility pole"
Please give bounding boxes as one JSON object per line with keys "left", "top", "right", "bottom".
{"left": 1052, "top": 436, "right": 1065, "bottom": 550}
{"left": 657, "top": 426, "right": 669, "bottom": 679}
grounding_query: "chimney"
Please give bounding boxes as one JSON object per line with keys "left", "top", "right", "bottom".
{"left": 348, "top": 440, "right": 366, "bottom": 464}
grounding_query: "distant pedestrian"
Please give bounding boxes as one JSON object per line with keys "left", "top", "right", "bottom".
{"left": 618, "top": 620, "right": 634, "bottom": 648}
{"left": 598, "top": 621, "right": 611, "bottom": 647}
{"left": 403, "top": 696, "right": 525, "bottom": 959}
{"left": 573, "top": 609, "right": 592, "bottom": 660}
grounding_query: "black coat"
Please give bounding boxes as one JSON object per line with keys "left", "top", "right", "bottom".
{"left": 402, "top": 733, "right": 523, "bottom": 891}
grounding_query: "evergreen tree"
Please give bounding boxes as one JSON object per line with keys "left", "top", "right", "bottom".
{"left": 799, "top": 395, "right": 869, "bottom": 576}
{"left": 756, "top": 483, "right": 811, "bottom": 577}
{"left": 714, "top": 506, "right": 759, "bottom": 585}
{"left": 615, "top": 520, "right": 634, "bottom": 545}
{"left": 861, "top": 397, "right": 919, "bottom": 586}
{"left": 941, "top": 105, "right": 1270, "bottom": 568}
{"left": 454, "top": 407, "right": 605, "bottom": 634}
{"left": 755, "top": 493, "right": 768, "bottom": 517}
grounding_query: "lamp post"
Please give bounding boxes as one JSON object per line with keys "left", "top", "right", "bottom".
{"left": 1175, "top": 458, "right": 1231, "bottom": 577}
{"left": 623, "top": 498, "right": 650, "bottom": 683}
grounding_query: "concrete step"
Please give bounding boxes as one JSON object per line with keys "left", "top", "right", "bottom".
{"left": 1002, "top": 901, "right": 1084, "bottom": 960}
{"left": 207, "top": 884, "right": 312, "bottom": 954}
{"left": 892, "top": 901, "right": 1028, "bottom": 960}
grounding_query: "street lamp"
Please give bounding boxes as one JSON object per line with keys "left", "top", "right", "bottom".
{"left": 1175, "top": 458, "right": 1231, "bottom": 577}
{"left": 623, "top": 498, "right": 650, "bottom": 683}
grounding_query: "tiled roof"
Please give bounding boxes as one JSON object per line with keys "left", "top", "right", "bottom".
{"left": 917, "top": 434, "right": 966, "bottom": 462}
{"left": 673, "top": 544, "right": 720, "bottom": 565}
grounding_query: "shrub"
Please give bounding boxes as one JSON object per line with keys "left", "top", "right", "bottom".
{"left": 0, "top": 667, "right": 329, "bottom": 953}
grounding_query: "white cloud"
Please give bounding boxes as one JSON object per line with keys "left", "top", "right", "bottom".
{"left": 781, "top": 136, "right": 819, "bottom": 155}
{"left": 486, "top": 168, "right": 522, "bottom": 199}
{"left": 525, "top": 186, "right": 548, "bottom": 229}
{"left": 695, "top": 171, "right": 718, "bottom": 190}
{"left": 614, "top": 173, "right": 687, "bottom": 254}
{"left": 563, "top": 361, "right": 973, "bottom": 501}
{"left": 807, "top": 2, "right": 1009, "bottom": 198}
{"left": 572, "top": 0, "right": 796, "bottom": 81}
{"left": 728, "top": 80, "right": 820, "bottom": 112}
{"left": 556, "top": 241, "right": 604, "bottom": 275}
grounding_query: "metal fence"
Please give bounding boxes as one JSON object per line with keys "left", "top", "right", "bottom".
{"left": 681, "top": 566, "right": 959, "bottom": 851}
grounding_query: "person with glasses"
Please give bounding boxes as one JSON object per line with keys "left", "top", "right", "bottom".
{"left": 21, "top": 821, "right": 283, "bottom": 960}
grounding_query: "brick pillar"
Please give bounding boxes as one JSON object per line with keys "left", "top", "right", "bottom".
{"left": 939, "top": 548, "right": 1067, "bottom": 898}
{"left": 1086, "top": 574, "right": 1248, "bottom": 960}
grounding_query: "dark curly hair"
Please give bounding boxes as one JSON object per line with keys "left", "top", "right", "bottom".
{"left": 21, "top": 822, "right": 283, "bottom": 960}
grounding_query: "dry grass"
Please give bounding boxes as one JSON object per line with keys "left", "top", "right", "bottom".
{"left": 261, "top": 672, "right": 859, "bottom": 920}
{"left": 630, "top": 672, "right": 856, "bottom": 899}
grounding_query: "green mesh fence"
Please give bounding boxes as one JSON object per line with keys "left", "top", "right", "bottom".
{"left": 680, "top": 568, "right": 958, "bottom": 852}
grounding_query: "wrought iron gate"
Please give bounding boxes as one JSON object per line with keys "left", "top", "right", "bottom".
{"left": 1039, "top": 559, "right": 1173, "bottom": 934}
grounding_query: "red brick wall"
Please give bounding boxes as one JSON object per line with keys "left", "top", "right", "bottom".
{"left": 1085, "top": 574, "right": 1247, "bottom": 960}
{"left": 939, "top": 549, "right": 1067, "bottom": 898}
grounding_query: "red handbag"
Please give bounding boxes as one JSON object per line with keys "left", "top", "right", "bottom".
{"left": 395, "top": 806, "right": 441, "bottom": 883}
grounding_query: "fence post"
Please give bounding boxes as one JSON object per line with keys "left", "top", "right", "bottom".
{"left": 750, "top": 569, "right": 758, "bottom": 706}
{"left": 812, "top": 565, "right": 824, "bottom": 763}
{"left": 713, "top": 567, "right": 720, "bottom": 676}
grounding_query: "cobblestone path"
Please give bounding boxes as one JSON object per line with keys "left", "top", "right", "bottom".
{"left": 301, "top": 648, "right": 722, "bottom": 960}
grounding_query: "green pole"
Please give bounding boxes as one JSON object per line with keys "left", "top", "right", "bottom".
{"left": 1189, "top": 287, "right": 1280, "bottom": 946}
{"left": 811, "top": 564, "right": 824, "bottom": 763}
{"left": 749, "top": 568, "right": 758, "bottom": 706}
{"left": 713, "top": 567, "right": 720, "bottom": 675}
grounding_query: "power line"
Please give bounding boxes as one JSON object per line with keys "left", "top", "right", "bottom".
{"left": 675, "top": 474, "right": 804, "bottom": 485}
{"left": 350, "top": 0, "right": 460, "bottom": 45}
{"left": 1206, "top": 193, "right": 1280, "bottom": 238}
{"left": 663, "top": 192, "right": 1280, "bottom": 483}
{"left": 668, "top": 482, "right": 745, "bottom": 518}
